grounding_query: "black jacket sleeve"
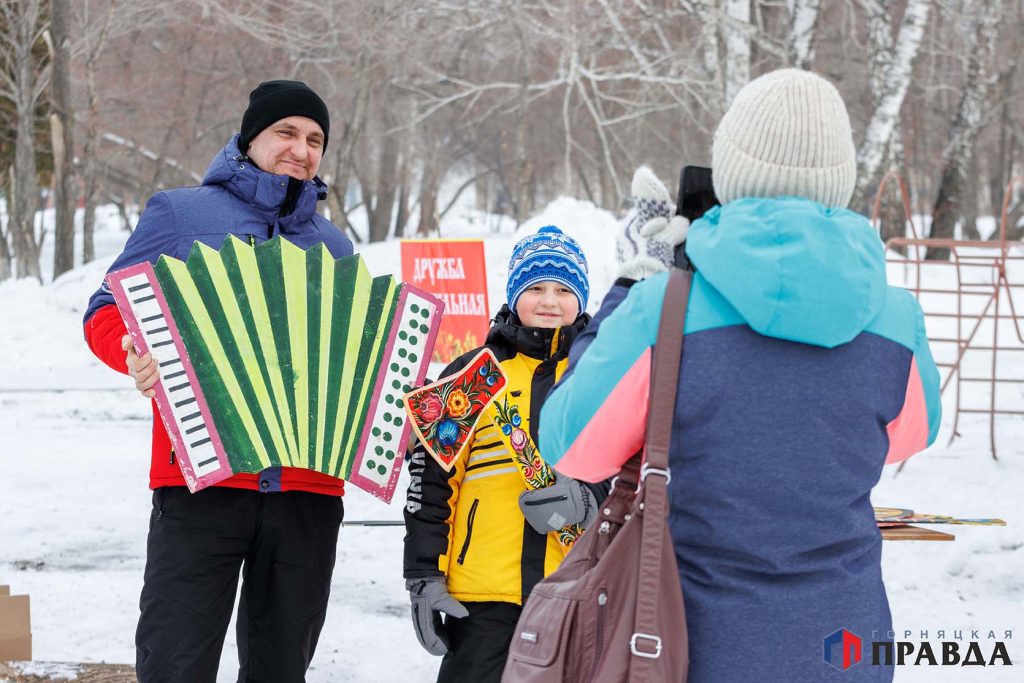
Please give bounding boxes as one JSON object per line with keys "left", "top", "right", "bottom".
{"left": 402, "top": 352, "right": 474, "bottom": 579}
{"left": 402, "top": 446, "right": 457, "bottom": 579}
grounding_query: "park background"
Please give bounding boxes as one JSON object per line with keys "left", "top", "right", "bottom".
{"left": 1, "top": 0, "right": 1023, "bottom": 681}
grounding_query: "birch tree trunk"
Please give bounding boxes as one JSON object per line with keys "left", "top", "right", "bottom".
{"left": 863, "top": 0, "right": 913, "bottom": 245}
{"left": 326, "top": 54, "right": 371, "bottom": 242}
{"left": 0, "top": 187, "right": 10, "bottom": 281}
{"left": 962, "top": 151, "right": 980, "bottom": 239}
{"left": 2, "top": 0, "right": 46, "bottom": 281}
{"left": 326, "top": 149, "right": 359, "bottom": 243}
{"left": 515, "top": 77, "right": 533, "bottom": 224}
{"left": 0, "top": 246, "right": 10, "bottom": 282}
{"left": 722, "top": 0, "right": 751, "bottom": 107}
{"left": 512, "top": 4, "right": 534, "bottom": 225}
{"left": 989, "top": 75, "right": 1014, "bottom": 225}
{"left": 81, "top": 85, "right": 101, "bottom": 263}
{"left": 80, "top": 1, "right": 119, "bottom": 264}
{"left": 852, "top": 0, "right": 930, "bottom": 210}
{"left": 393, "top": 150, "right": 411, "bottom": 237}
{"left": 927, "top": 0, "right": 1005, "bottom": 260}
{"left": 671, "top": 1, "right": 725, "bottom": 119}
{"left": 787, "top": 0, "right": 821, "bottom": 69}
{"left": 416, "top": 163, "right": 440, "bottom": 236}
{"left": 366, "top": 112, "right": 400, "bottom": 243}
{"left": 47, "top": 0, "right": 77, "bottom": 279}
{"left": 988, "top": 6, "right": 1021, "bottom": 230}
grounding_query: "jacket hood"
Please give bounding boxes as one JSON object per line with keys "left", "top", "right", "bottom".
{"left": 685, "top": 197, "right": 887, "bottom": 348}
{"left": 488, "top": 305, "right": 590, "bottom": 361}
{"left": 202, "top": 134, "right": 329, "bottom": 230}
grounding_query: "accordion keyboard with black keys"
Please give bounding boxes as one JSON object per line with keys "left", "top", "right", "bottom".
{"left": 106, "top": 236, "right": 443, "bottom": 502}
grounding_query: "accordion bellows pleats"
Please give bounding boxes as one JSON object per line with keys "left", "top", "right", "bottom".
{"left": 106, "top": 236, "right": 443, "bottom": 502}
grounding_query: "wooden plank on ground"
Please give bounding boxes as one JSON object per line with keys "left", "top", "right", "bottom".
{"left": 881, "top": 524, "right": 955, "bottom": 541}
{"left": 0, "top": 662, "right": 135, "bottom": 682}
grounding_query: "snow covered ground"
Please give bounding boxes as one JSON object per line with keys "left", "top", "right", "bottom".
{"left": 1, "top": 198, "right": 1021, "bottom": 681}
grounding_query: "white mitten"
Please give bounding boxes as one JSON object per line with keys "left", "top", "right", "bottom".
{"left": 617, "top": 167, "right": 690, "bottom": 280}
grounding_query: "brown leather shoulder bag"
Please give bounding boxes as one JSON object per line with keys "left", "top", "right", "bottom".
{"left": 502, "top": 268, "right": 690, "bottom": 683}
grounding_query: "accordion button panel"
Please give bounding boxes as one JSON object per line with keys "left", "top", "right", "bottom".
{"left": 119, "top": 272, "right": 224, "bottom": 480}
{"left": 351, "top": 290, "right": 440, "bottom": 499}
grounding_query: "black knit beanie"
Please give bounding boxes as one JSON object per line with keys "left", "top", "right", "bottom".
{"left": 238, "top": 80, "right": 330, "bottom": 153}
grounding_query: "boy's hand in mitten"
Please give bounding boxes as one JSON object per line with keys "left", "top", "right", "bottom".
{"left": 518, "top": 473, "right": 598, "bottom": 534}
{"left": 407, "top": 576, "right": 468, "bottom": 656}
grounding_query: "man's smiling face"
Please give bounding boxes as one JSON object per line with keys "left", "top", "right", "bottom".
{"left": 245, "top": 115, "right": 325, "bottom": 181}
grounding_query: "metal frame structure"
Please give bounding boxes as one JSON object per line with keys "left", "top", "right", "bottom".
{"left": 872, "top": 173, "right": 1024, "bottom": 459}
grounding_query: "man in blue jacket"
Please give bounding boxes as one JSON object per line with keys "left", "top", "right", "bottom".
{"left": 84, "top": 80, "right": 353, "bottom": 682}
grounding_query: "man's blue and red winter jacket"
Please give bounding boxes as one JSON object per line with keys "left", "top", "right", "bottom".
{"left": 84, "top": 135, "right": 353, "bottom": 495}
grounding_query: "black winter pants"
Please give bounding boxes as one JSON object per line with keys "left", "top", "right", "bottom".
{"left": 437, "top": 602, "right": 522, "bottom": 683}
{"left": 135, "top": 487, "right": 344, "bottom": 683}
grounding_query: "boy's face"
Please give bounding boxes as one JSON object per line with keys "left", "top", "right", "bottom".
{"left": 515, "top": 281, "right": 580, "bottom": 328}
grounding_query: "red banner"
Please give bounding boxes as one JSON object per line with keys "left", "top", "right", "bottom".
{"left": 401, "top": 239, "right": 490, "bottom": 364}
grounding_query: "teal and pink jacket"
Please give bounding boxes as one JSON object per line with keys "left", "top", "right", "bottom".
{"left": 540, "top": 197, "right": 940, "bottom": 682}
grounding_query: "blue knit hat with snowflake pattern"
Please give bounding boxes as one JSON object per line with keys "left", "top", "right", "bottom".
{"left": 506, "top": 225, "right": 589, "bottom": 315}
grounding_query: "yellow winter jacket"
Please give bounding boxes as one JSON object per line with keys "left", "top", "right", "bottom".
{"left": 403, "top": 308, "right": 590, "bottom": 604}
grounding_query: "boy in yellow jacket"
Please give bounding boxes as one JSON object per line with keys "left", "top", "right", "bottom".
{"left": 404, "top": 226, "right": 603, "bottom": 682}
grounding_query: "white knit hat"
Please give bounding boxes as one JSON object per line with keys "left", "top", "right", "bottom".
{"left": 712, "top": 69, "right": 857, "bottom": 209}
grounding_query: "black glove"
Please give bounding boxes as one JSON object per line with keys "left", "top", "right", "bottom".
{"left": 406, "top": 576, "right": 469, "bottom": 656}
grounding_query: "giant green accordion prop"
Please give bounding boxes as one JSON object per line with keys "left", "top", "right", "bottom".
{"left": 106, "top": 236, "right": 443, "bottom": 502}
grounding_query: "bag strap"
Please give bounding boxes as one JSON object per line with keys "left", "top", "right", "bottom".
{"left": 645, "top": 268, "right": 690, "bottom": 472}
{"left": 630, "top": 267, "right": 691, "bottom": 674}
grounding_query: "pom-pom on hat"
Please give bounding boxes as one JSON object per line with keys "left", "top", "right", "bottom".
{"left": 507, "top": 226, "right": 589, "bottom": 316}
{"left": 238, "top": 80, "right": 330, "bottom": 153}
{"left": 712, "top": 68, "right": 856, "bottom": 209}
